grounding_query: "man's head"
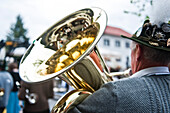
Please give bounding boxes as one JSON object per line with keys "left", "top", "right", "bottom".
{"left": 122, "top": 20, "right": 170, "bottom": 74}
{"left": 130, "top": 41, "right": 170, "bottom": 74}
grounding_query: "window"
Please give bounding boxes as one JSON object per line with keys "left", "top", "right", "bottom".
{"left": 104, "top": 39, "right": 110, "bottom": 46}
{"left": 125, "top": 42, "right": 130, "bottom": 48}
{"left": 126, "top": 56, "right": 130, "bottom": 68}
{"left": 115, "top": 40, "right": 121, "bottom": 47}
{"left": 116, "top": 58, "right": 121, "bottom": 62}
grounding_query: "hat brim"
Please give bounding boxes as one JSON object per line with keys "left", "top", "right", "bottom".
{"left": 121, "top": 35, "right": 170, "bottom": 51}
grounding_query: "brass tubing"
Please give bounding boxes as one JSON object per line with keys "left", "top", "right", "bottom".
{"left": 69, "top": 69, "right": 95, "bottom": 92}
{"left": 93, "top": 46, "right": 113, "bottom": 81}
{"left": 64, "top": 72, "right": 80, "bottom": 89}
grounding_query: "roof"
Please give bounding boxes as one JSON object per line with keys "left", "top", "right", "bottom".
{"left": 104, "top": 26, "right": 132, "bottom": 37}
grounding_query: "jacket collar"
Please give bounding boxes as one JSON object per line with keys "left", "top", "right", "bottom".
{"left": 130, "top": 66, "right": 169, "bottom": 78}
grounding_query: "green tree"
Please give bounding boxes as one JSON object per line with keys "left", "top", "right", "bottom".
{"left": 6, "top": 15, "right": 29, "bottom": 43}
{"left": 124, "top": 0, "right": 152, "bottom": 18}
{"left": 5, "top": 15, "right": 29, "bottom": 63}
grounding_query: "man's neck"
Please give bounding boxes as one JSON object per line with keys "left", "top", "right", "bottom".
{"left": 136, "top": 60, "right": 168, "bottom": 72}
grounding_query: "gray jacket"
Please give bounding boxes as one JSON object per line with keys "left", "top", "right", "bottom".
{"left": 68, "top": 75, "right": 170, "bottom": 113}
{"left": 0, "top": 71, "right": 13, "bottom": 107}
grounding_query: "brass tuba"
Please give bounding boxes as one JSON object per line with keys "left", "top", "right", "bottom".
{"left": 19, "top": 7, "right": 130, "bottom": 113}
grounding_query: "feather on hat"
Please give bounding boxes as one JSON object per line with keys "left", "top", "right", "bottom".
{"left": 122, "top": 0, "right": 170, "bottom": 51}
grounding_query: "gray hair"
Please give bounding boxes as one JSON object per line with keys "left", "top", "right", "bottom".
{"left": 131, "top": 41, "right": 170, "bottom": 65}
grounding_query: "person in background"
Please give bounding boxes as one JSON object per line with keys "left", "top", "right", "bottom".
{"left": 18, "top": 79, "right": 54, "bottom": 113}
{"left": 0, "top": 70, "right": 13, "bottom": 113}
{"left": 6, "top": 62, "right": 21, "bottom": 113}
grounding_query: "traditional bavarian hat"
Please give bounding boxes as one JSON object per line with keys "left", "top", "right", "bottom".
{"left": 122, "top": 20, "right": 170, "bottom": 51}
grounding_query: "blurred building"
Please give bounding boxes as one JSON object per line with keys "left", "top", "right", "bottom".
{"left": 0, "top": 39, "right": 28, "bottom": 70}
{"left": 97, "top": 26, "right": 132, "bottom": 71}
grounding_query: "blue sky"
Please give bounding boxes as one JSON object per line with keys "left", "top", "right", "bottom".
{"left": 0, "top": 0, "right": 144, "bottom": 42}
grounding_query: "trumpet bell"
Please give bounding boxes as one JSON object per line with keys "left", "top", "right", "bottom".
{"left": 19, "top": 7, "right": 107, "bottom": 83}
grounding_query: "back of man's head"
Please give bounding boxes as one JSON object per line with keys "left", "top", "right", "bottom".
{"left": 141, "top": 44, "right": 170, "bottom": 65}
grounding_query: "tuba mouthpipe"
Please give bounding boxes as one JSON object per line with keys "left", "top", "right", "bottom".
{"left": 93, "top": 46, "right": 113, "bottom": 81}
{"left": 109, "top": 68, "right": 132, "bottom": 78}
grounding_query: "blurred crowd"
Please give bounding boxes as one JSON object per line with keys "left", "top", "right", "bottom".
{"left": 0, "top": 62, "right": 55, "bottom": 113}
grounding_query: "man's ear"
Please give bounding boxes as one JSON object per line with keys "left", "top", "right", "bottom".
{"left": 135, "top": 44, "right": 142, "bottom": 61}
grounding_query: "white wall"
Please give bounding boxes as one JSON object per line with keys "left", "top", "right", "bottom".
{"left": 97, "top": 34, "right": 131, "bottom": 71}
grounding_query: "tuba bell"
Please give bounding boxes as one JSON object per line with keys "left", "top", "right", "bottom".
{"left": 19, "top": 7, "right": 130, "bottom": 113}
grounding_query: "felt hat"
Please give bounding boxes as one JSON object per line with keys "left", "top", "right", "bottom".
{"left": 122, "top": 20, "right": 170, "bottom": 51}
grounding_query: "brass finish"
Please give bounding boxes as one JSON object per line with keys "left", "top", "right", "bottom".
{"left": 109, "top": 68, "right": 131, "bottom": 78}
{"left": 51, "top": 89, "right": 92, "bottom": 113}
{"left": 19, "top": 7, "right": 130, "bottom": 113}
{"left": 19, "top": 7, "right": 107, "bottom": 83}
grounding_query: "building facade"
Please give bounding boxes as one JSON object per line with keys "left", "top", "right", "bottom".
{"left": 97, "top": 26, "right": 132, "bottom": 71}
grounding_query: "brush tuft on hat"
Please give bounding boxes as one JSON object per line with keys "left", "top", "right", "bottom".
{"left": 149, "top": 0, "right": 170, "bottom": 26}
